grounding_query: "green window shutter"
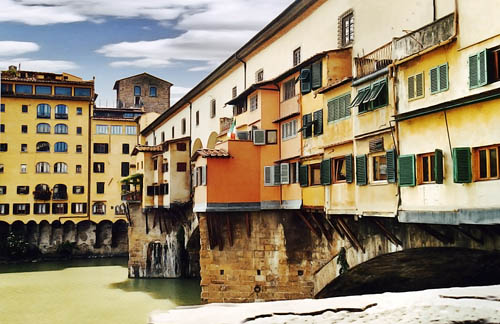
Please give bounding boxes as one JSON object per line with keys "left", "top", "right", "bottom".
{"left": 320, "top": 159, "right": 331, "bottom": 185}
{"left": 299, "top": 165, "right": 309, "bottom": 187}
{"left": 469, "top": 53, "right": 479, "bottom": 89}
{"left": 273, "top": 165, "right": 281, "bottom": 185}
{"left": 306, "top": 113, "right": 313, "bottom": 138}
{"left": 453, "top": 147, "right": 471, "bottom": 183}
{"left": 398, "top": 154, "right": 416, "bottom": 187}
{"left": 355, "top": 155, "right": 367, "bottom": 186}
{"left": 300, "top": 68, "right": 312, "bottom": 94}
{"left": 415, "top": 72, "right": 424, "bottom": 97}
{"left": 386, "top": 149, "right": 397, "bottom": 183}
{"left": 311, "top": 61, "right": 322, "bottom": 90}
{"left": 313, "top": 109, "right": 323, "bottom": 136}
{"left": 435, "top": 149, "right": 444, "bottom": 184}
{"left": 333, "top": 98, "right": 340, "bottom": 120}
{"left": 344, "top": 94, "right": 351, "bottom": 116}
{"left": 302, "top": 115, "right": 308, "bottom": 139}
{"left": 345, "top": 154, "right": 353, "bottom": 183}
{"left": 327, "top": 100, "right": 335, "bottom": 122}
{"left": 478, "top": 49, "right": 488, "bottom": 86}
{"left": 430, "top": 67, "right": 439, "bottom": 94}
{"left": 408, "top": 75, "right": 415, "bottom": 99}
{"left": 439, "top": 63, "right": 448, "bottom": 91}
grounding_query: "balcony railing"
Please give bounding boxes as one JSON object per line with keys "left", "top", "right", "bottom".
{"left": 33, "top": 190, "right": 51, "bottom": 201}
{"left": 392, "top": 13, "right": 455, "bottom": 61}
{"left": 121, "top": 191, "right": 142, "bottom": 203}
{"left": 355, "top": 42, "right": 393, "bottom": 78}
{"left": 280, "top": 95, "right": 300, "bottom": 119}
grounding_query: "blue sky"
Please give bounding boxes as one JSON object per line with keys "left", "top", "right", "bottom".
{"left": 0, "top": 0, "right": 292, "bottom": 106}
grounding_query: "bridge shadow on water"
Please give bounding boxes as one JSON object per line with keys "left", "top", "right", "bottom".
{"left": 109, "top": 277, "right": 201, "bottom": 305}
{"left": 0, "top": 256, "right": 128, "bottom": 273}
{"left": 317, "top": 247, "right": 500, "bottom": 299}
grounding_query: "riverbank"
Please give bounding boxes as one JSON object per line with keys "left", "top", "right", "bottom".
{"left": 150, "top": 284, "right": 500, "bottom": 324}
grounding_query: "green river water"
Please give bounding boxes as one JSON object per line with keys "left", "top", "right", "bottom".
{"left": 0, "top": 258, "right": 201, "bottom": 324}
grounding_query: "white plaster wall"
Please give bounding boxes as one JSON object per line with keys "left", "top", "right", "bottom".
{"left": 458, "top": 0, "right": 500, "bottom": 49}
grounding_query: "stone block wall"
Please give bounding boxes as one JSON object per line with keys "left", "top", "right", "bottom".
{"left": 116, "top": 74, "right": 171, "bottom": 113}
{"left": 199, "top": 211, "right": 336, "bottom": 303}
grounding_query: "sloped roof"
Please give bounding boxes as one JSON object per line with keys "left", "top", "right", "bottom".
{"left": 113, "top": 72, "right": 173, "bottom": 90}
{"left": 131, "top": 144, "right": 162, "bottom": 156}
{"left": 192, "top": 148, "right": 230, "bottom": 161}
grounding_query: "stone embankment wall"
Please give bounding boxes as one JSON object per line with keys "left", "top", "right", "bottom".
{"left": 0, "top": 219, "right": 128, "bottom": 258}
{"left": 128, "top": 204, "right": 200, "bottom": 278}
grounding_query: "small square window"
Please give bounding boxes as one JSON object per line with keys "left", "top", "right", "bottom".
{"left": 17, "top": 185, "right": 29, "bottom": 194}
{"left": 21, "top": 144, "right": 27, "bottom": 152}
{"left": 76, "top": 107, "right": 82, "bottom": 115}
{"left": 310, "top": 163, "right": 321, "bottom": 185}
{"left": 122, "top": 144, "right": 129, "bottom": 154}
{"left": 0, "top": 104, "right": 4, "bottom": 112}
{"left": 341, "top": 12, "right": 354, "bottom": 47}
{"left": 76, "top": 165, "right": 82, "bottom": 173}
{"left": 372, "top": 154, "right": 387, "bottom": 182}
{"left": 22, "top": 105, "right": 28, "bottom": 113}
{"left": 256, "top": 69, "right": 264, "bottom": 82}
{"left": 475, "top": 145, "right": 499, "bottom": 181}
{"left": 20, "top": 164, "right": 27, "bottom": 173}
{"left": 0, "top": 164, "right": 4, "bottom": 173}
{"left": 177, "top": 162, "right": 187, "bottom": 172}
{"left": 0, "top": 124, "right": 4, "bottom": 132}
{"left": 76, "top": 145, "right": 82, "bottom": 153}
{"left": 0, "top": 186, "right": 6, "bottom": 195}
{"left": 150, "top": 86, "right": 157, "bottom": 97}
{"left": 77, "top": 127, "right": 82, "bottom": 135}
{"left": 232, "top": 86, "right": 237, "bottom": 98}
{"left": 21, "top": 125, "right": 28, "bottom": 133}
{"left": 96, "top": 182, "right": 105, "bottom": 194}
{"left": 333, "top": 157, "right": 347, "bottom": 183}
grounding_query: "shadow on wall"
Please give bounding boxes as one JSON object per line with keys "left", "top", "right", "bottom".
{"left": 316, "top": 247, "right": 500, "bottom": 298}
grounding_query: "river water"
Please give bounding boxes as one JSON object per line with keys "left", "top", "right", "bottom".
{"left": 0, "top": 258, "right": 201, "bottom": 324}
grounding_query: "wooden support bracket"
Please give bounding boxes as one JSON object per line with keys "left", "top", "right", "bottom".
{"left": 246, "top": 213, "right": 251, "bottom": 238}
{"left": 296, "top": 212, "right": 321, "bottom": 238}
{"left": 371, "top": 218, "right": 402, "bottom": 246}
{"left": 328, "top": 217, "right": 345, "bottom": 239}
{"left": 145, "top": 210, "right": 149, "bottom": 234}
{"left": 418, "top": 224, "right": 454, "bottom": 244}
{"left": 206, "top": 214, "right": 215, "bottom": 250}
{"left": 337, "top": 217, "right": 365, "bottom": 253}
{"left": 311, "top": 212, "right": 332, "bottom": 242}
{"left": 457, "top": 225, "right": 484, "bottom": 245}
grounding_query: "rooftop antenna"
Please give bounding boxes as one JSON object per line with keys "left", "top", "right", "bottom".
{"left": 18, "top": 63, "right": 21, "bottom": 71}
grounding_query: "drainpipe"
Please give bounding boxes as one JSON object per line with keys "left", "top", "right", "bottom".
{"left": 235, "top": 54, "right": 247, "bottom": 89}
{"left": 87, "top": 85, "right": 95, "bottom": 221}
{"left": 188, "top": 101, "right": 193, "bottom": 197}
{"left": 432, "top": 0, "right": 436, "bottom": 21}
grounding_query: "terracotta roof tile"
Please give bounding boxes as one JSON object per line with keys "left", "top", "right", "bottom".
{"left": 131, "top": 144, "right": 162, "bottom": 155}
{"left": 193, "top": 148, "right": 230, "bottom": 160}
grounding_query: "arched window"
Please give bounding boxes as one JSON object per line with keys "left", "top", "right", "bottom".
{"left": 37, "top": 104, "right": 51, "bottom": 118}
{"left": 54, "top": 124, "right": 68, "bottom": 134}
{"left": 55, "top": 105, "right": 68, "bottom": 119}
{"left": 37, "top": 123, "right": 51, "bottom": 134}
{"left": 36, "top": 141, "right": 50, "bottom": 152}
{"left": 36, "top": 162, "right": 50, "bottom": 173}
{"left": 54, "top": 162, "right": 68, "bottom": 173}
{"left": 92, "top": 202, "right": 106, "bottom": 215}
{"left": 53, "top": 184, "right": 67, "bottom": 200}
{"left": 54, "top": 142, "right": 68, "bottom": 152}
{"left": 34, "top": 184, "right": 51, "bottom": 200}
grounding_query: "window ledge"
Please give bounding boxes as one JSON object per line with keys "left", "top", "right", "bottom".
{"left": 370, "top": 181, "right": 389, "bottom": 186}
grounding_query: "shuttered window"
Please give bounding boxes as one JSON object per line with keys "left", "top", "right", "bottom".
{"left": 311, "top": 61, "right": 322, "bottom": 90}
{"left": 280, "top": 163, "right": 290, "bottom": 184}
{"left": 386, "top": 149, "right": 397, "bottom": 183}
{"left": 453, "top": 147, "right": 471, "bottom": 183}
{"left": 300, "top": 68, "right": 311, "bottom": 94}
{"left": 430, "top": 63, "right": 449, "bottom": 94}
{"left": 299, "top": 165, "right": 309, "bottom": 187}
{"left": 398, "top": 154, "right": 416, "bottom": 187}
{"left": 408, "top": 72, "right": 424, "bottom": 100}
{"left": 264, "top": 166, "right": 274, "bottom": 186}
{"left": 355, "top": 155, "right": 367, "bottom": 186}
{"left": 327, "top": 93, "right": 351, "bottom": 122}
{"left": 273, "top": 165, "right": 281, "bottom": 185}
{"left": 469, "top": 49, "right": 488, "bottom": 89}
{"left": 313, "top": 109, "right": 323, "bottom": 136}
{"left": 320, "top": 159, "right": 331, "bottom": 185}
{"left": 302, "top": 113, "right": 313, "bottom": 138}
{"left": 345, "top": 154, "right": 353, "bottom": 183}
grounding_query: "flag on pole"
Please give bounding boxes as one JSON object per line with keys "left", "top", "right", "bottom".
{"left": 227, "top": 119, "right": 236, "bottom": 140}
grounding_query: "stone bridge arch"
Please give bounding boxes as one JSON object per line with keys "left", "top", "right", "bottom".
{"left": 311, "top": 216, "right": 500, "bottom": 298}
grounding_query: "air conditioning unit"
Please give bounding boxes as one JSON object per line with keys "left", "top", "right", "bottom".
{"left": 236, "top": 131, "right": 249, "bottom": 140}
{"left": 253, "top": 130, "right": 266, "bottom": 145}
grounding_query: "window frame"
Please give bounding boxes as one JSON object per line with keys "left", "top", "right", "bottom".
{"left": 309, "top": 163, "right": 321, "bottom": 186}
{"left": 332, "top": 156, "right": 347, "bottom": 183}
{"left": 149, "top": 86, "right": 157, "bottom": 97}
{"left": 340, "top": 11, "right": 354, "bottom": 47}
{"left": 370, "top": 152, "right": 388, "bottom": 183}
{"left": 417, "top": 152, "right": 437, "bottom": 184}
{"left": 293, "top": 47, "right": 301, "bottom": 66}
{"left": 96, "top": 124, "right": 108, "bottom": 134}
{"left": 473, "top": 144, "right": 500, "bottom": 181}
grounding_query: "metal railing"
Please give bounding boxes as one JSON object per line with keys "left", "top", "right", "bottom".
{"left": 355, "top": 42, "right": 393, "bottom": 78}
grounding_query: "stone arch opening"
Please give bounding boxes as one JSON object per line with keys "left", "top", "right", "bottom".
{"left": 76, "top": 220, "right": 96, "bottom": 253}
{"left": 26, "top": 221, "right": 39, "bottom": 246}
{"left": 316, "top": 247, "right": 500, "bottom": 299}
{"left": 11, "top": 221, "right": 26, "bottom": 237}
{"left": 38, "top": 220, "right": 51, "bottom": 252}
{"left": 186, "top": 226, "right": 200, "bottom": 277}
{"left": 62, "top": 221, "right": 76, "bottom": 243}
{"left": 111, "top": 220, "right": 128, "bottom": 249}
{"left": 192, "top": 138, "right": 202, "bottom": 156}
{"left": 51, "top": 220, "right": 63, "bottom": 246}
{"left": 94, "top": 220, "right": 112, "bottom": 249}
{"left": 206, "top": 131, "right": 219, "bottom": 149}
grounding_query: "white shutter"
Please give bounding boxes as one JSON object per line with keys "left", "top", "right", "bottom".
{"left": 281, "top": 163, "right": 290, "bottom": 184}
{"left": 264, "top": 166, "right": 273, "bottom": 186}
{"left": 193, "top": 168, "right": 198, "bottom": 187}
{"left": 295, "top": 162, "right": 300, "bottom": 183}
{"left": 201, "top": 165, "right": 207, "bottom": 185}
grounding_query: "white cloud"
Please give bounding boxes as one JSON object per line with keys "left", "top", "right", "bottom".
{"left": 0, "top": 58, "right": 79, "bottom": 72}
{"left": 0, "top": 41, "right": 40, "bottom": 56}
{"left": 170, "top": 85, "right": 192, "bottom": 103}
